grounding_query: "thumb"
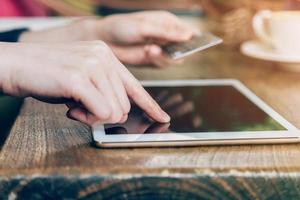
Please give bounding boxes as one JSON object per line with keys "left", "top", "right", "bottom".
{"left": 146, "top": 44, "right": 184, "bottom": 68}
{"left": 109, "top": 44, "right": 152, "bottom": 65}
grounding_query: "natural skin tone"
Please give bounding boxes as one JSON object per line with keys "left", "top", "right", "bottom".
{"left": 0, "top": 11, "right": 196, "bottom": 126}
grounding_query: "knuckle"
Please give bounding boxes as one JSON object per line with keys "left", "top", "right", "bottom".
{"left": 100, "top": 111, "right": 112, "bottom": 121}
{"left": 120, "top": 115, "right": 128, "bottom": 123}
{"left": 148, "top": 99, "right": 157, "bottom": 111}
{"left": 110, "top": 112, "right": 123, "bottom": 124}
{"left": 69, "top": 69, "right": 85, "bottom": 83}
{"left": 90, "top": 41, "right": 110, "bottom": 53}
{"left": 99, "top": 107, "right": 112, "bottom": 121}
{"left": 83, "top": 55, "right": 101, "bottom": 68}
{"left": 87, "top": 42, "right": 115, "bottom": 65}
{"left": 128, "top": 83, "right": 142, "bottom": 98}
{"left": 124, "top": 101, "right": 131, "bottom": 114}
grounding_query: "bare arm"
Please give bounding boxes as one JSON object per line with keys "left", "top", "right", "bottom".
{"left": 20, "top": 11, "right": 197, "bottom": 67}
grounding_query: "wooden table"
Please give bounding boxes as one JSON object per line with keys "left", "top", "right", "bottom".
{"left": 1, "top": 19, "right": 300, "bottom": 200}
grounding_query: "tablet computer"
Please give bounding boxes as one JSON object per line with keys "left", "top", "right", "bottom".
{"left": 92, "top": 79, "right": 300, "bottom": 148}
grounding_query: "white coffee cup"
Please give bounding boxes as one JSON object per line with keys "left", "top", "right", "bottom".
{"left": 253, "top": 10, "right": 300, "bottom": 55}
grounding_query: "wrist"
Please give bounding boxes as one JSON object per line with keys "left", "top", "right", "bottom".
{"left": 0, "top": 43, "right": 23, "bottom": 96}
{"left": 20, "top": 17, "right": 104, "bottom": 43}
{"left": 0, "top": 43, "right": 13, "bottom": 94}
{"left": 19, "top": 24, "right": 77, "bottom": 42}
{"left": 74, "top": 17, "right": 109, "bottom": 41}
{"left": 93, "top": 17, "right": 111, "bottom": 42}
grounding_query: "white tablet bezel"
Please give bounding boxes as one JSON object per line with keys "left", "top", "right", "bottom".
{"left": 92, "top": 79, "right": 300, "bottom": 147}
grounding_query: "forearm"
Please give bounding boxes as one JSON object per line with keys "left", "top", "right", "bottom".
{"left": 19, "top": 18, "right": 105, "bottom": 43}
{"left": 0, "top": 28, "right": 28, "bottom": 95}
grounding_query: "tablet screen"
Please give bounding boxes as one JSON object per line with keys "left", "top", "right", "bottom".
{"left": 104, "top": 86, "right": 286, "bottom": 135}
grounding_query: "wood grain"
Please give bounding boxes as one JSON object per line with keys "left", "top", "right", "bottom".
{"left": 2, "top": 28, "right": 300, "bottom": 200}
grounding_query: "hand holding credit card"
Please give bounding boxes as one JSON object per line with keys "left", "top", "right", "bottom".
{"left": 162, "top": 32, "right": 223, "bottom": 59}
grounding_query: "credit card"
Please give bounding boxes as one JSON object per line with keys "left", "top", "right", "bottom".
{"left": 162, "top": 32, "right": 223, "bottom": 59}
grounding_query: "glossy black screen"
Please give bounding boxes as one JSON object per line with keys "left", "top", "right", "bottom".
{"left": 105, "top": 86, "right": 286, "bottom": 134}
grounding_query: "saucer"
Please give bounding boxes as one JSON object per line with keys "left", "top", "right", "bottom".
{"left": 241, "top": 40, "right": 300, "bottom": 63}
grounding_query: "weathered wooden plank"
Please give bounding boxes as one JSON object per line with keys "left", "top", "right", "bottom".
{"left": 2, "top": 98, "right": 300, "bottom": 174}
{"left": 1, "top": 174, "right": 300, "bottom": 199}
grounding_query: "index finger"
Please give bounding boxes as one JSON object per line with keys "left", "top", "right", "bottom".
{"left": 120, "top": 70, "right": 170, "bottom": 123}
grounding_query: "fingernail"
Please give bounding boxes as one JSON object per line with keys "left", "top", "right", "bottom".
{"left": 161, "top": 111, "right": 171, "bottom": 123}
{"left": 150, "top": 46, "right": 162, "bottom": 55}
{"left": 183, "top": 32, "right": 193, "bottom": 40}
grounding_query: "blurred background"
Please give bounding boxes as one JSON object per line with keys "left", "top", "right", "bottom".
{"left": 0, "top": 0, "right": 300, "bottom": 141}
{"left": 1, "top": 0, "right": 299, "bottom": 48}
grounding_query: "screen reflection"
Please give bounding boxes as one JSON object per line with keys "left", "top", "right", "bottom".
{"left": 105, "top": 86, "right": 286, "bottom": 134}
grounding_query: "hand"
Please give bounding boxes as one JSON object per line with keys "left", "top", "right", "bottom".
{"left": 20, "top": 11, "right": 196, "bottom": 67}
{"left": 105, "top": 105, "right": 171, "bottom": 135}
{"left": 105, "top": 89, "right": 202, "bottom": 135}
{"left": 96, "top": 11, "right": 196, "bottom": 67}
{"left": 0, "top": 41, "right": 170, "bottom": 125}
